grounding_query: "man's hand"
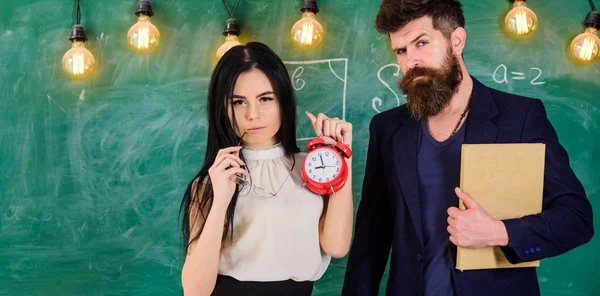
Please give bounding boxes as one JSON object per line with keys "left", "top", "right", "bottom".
{"left": 447, "top": 187, "right": 509, "bottom": 248}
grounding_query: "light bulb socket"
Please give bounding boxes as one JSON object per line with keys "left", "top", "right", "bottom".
{"left": 135, "top": 0, "right": 154, "bottom": 17}
{"left": 68, "top": 24, "right": 87, "bottom": 42}
{"left": 300, "top": 0, "right": 319, "bottom": 14}
{"left": 584, "top": 11, "right": 600, "bottom": 30}
{"left": 222, "top": 18, "right": 240, "bottom": 36}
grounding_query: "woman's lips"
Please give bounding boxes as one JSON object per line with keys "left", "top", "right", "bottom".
{"left": 247, "top": 126, "right": 265, "bottom": 133}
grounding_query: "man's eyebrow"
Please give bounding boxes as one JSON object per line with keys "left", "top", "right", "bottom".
{"left": 392, "top": 33, "right": 429, "bottom": 52}
{"left": 410, "top": 33, "right": 428, "bottom": 45}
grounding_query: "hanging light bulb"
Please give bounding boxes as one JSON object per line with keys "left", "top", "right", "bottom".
{"left": 62, "top": 1, "right": 95, "bottom": 79}
{"left": 505, "top": 0, "right": 538, "bottom": 38}
{"left": 571, "top": 28, "right": 600, "bottom": 63}
{"left": 290, "top": 0, "right": 324, "bottom": 47}
{"left": 570, "top": 11, "right": 600, "bottom": 64}
{"left": 127, "top": 0, "right": 160, "bottom": 53}
{"left": 62, "top": 38, "right": 95, "bottom": 79}
{"left": 216, "top": 18, "right": 242, "bottom": 60}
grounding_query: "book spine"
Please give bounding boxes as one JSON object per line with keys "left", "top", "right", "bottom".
{"left": 455, "top": 144, "right": 468, "bottom": 271}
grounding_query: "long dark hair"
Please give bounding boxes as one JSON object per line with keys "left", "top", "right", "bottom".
{"left": 180, "top": 42, "right": 300, "bottom": 252}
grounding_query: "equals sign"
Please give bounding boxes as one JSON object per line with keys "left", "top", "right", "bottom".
{"left": 511, "top": 72, "right": 526, "bottom": 80}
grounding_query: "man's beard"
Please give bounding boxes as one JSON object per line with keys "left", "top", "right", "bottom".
{"left": 397, "top": 47, "right": 463, "bottom": 120}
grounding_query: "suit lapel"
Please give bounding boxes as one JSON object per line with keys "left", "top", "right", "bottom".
{"left": 464, "top": 77, "right": 500, "bottom": 144}
{"left": 392, "top": 115, "right": 423, "bottom": 245}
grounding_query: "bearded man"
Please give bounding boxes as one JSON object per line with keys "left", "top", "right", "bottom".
{"left": 342, "top": 1, "right": 594, "bottom": 296}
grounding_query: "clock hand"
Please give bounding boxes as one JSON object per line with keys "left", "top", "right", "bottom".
{"left": 319, "top": 155, "right": 325, "bottom": 166}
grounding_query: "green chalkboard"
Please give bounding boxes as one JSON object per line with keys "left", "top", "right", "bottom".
{"left": 1, "top": 0, "right": 598, "bottom": 295}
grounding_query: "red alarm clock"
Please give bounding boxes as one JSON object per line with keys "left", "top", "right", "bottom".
{"left": 301, "top": 136, "right": 352, "bottom": 195}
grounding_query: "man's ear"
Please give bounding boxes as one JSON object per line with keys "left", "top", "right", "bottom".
{"left": 450, "top": 27, "right": 467, "bottom": 55}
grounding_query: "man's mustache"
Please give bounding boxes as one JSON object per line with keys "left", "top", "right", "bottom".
{"left": 400, "top": 67, "right": 438, "bottom": 86}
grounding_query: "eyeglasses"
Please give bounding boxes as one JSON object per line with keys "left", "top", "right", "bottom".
{"left": 238, "top": 158, "right": 295, "bottom": 198}
{"left": 230, "top": 132, "right": 296, "bottom": 198}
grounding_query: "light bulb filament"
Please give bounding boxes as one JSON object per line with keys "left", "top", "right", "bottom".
{"left": 75, "top": 53, "right": 83, "bottom": 75}
{"left": 515, "top": 11, "right": 529, "bottom": 35}
{"left": 301, "top": 22, "right": 314, "bottom": 45}
{"left": 138, "top": 26, "right": 149, "bottom": 49}
{"left": 578, "top": 36, "right": 595, "bottom": 61}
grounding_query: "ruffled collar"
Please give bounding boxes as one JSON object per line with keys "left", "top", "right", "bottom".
{"left": 241, "top": 143, "right": 286, "bottom": 160}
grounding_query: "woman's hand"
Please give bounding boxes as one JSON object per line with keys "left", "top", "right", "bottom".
{"left": 207, "top": 146, "right": 249, "bottom": 209}
{"left": 306, "top": 111, "right": 353, "bottom": 148}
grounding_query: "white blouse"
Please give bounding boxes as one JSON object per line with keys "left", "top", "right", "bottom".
{"left": 218, "top": 143, "right": 331, "bottom": 282}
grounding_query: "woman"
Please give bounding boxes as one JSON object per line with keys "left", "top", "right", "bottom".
{"left": 180, "top": 42, "right": 354, "bottom": 296}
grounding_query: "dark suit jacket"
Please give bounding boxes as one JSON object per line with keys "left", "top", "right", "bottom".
{"left": 342, "top": 77, "right": 594, "bottom": 296}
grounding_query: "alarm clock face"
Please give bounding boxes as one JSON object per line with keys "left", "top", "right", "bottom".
{"left": 304, "top": 148, "right": 343, "bottom": 183}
